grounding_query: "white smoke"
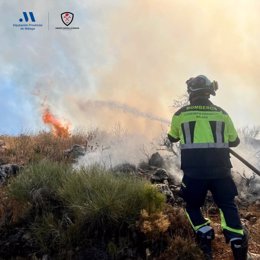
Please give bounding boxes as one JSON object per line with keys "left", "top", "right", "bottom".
{"left": 1, "top": 0, "right": 260, "bottom": 135}
{"left": 2, "top": 1, "right": 260, "bottom": 201}
{"left": 76, "top": 129, "right": 156, "bottom": 169}
{"left": 228, "top": 127, "right": 260, "bottom": 201}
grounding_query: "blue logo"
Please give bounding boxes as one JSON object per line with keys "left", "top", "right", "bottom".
{"left": 13, "top": 11, "right": 43, "bottom": 31}
{"left": 19, "top": 12, "right": 36, "bottom": 23}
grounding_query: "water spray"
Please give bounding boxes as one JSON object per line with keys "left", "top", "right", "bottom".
{"left": 79, "top": 100, "right": 171, "bottom": 125}
{"left": 80, "top": 99, "right": 260, "bottom": 177}
{"left": 229, "top": 149, "right": 260, "bottom": 176}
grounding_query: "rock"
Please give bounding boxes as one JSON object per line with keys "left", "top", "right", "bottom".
{"left": 30, "top": 187, "right": 52, "bottom": 207}
{"left": 150, "top": 168, "right": 169, "bottom": 184}
{"left": 169, "top": 184, "right": 179, "bottom": 191}
{"left": 64, "top": 144, "right": 85, "bottom": 159}
{"left": 153, "top": 183, "right": 174, "bottom": 202}
{"left": 254, "top": 199, "right": 260, "bottom": 208}
{"left": 251, "top": 252, "right": 260, "bottom": 260}
{"left": 169, "top": 185, "right": 181, "bottom": 196}
{"left": 243, "top": 212, "right": 257, "bottom": 224}
{"left": 244, "top": 212, "right": 255, "bottom": 220}
{"left": 0, "top": 164, "right": 20, "bottom": 185}
{"left": 148, "top": 152, "right": 164, "bottom": 168}
{"left": 250, "top": 217, "right": 257, "bottom": 224}
{"left": 30, "top": 187, "right": 63, "bottom": 216}
{"left": 138, "top": 161, "right": 150, "bottom": 171}
{"left": 113, "top": 163, "right": 137, "bottom": 173}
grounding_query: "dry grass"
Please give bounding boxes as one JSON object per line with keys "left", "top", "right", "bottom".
{"left": 137, "top": 209, "right": 171, "bottom": 240}
{"left": 0, "top": 130, "right": 93, "bottom": 164}
{"left": 0, "top": 187, "right": 29, "bottom": 225}
{"left": 158, "top": 236, "right": 204, "bottom": 260}
{"left": 164, "top": 204, "right": 194, "bottom": 238}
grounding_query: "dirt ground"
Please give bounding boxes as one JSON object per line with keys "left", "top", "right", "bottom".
{"left": 211, "top": 204, "right": 260, "bottom": 260}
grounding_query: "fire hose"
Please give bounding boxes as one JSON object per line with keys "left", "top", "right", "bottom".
{"left": 229, "top": 148, "right": 260, "bottom": 177}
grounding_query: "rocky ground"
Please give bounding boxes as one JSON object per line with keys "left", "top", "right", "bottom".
{"left": 211, "top": 205, "right": 260, "bottom": 260}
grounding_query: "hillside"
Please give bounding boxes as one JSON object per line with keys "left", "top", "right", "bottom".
{"left": 0, "top": 131, "right": 259, "bottom": 260}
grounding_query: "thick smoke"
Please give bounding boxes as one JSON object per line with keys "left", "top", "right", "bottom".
{"left": 2, "top": 1, "right": 260, "bottom": 181}
{"left": 228, "top": 127, "right": 260, "bottom": 202}
{"left": 1, "top": 0, "right": 260, "bottom": 135}
{"left": 76, "top": 131, "right": 154, "bottom": 169}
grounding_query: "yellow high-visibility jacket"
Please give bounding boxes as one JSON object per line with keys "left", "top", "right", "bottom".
{"left": 168, "top": 98, "right": 239, "bottom": 170}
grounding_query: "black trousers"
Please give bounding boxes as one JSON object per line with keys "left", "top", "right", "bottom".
{"left": 180, "top": 173, "right": 244, "bottom": 242}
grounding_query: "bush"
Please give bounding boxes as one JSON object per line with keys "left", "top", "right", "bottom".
{"left": 137, "top": 209, "right": 171, "bottom": 240}
{"left": 6, "top": 161, "right": 167, "bottom": 255}
{"left": 158, "top": 236, "right": 204, "bottom": 260}
{"left": 8, "top": 160, "right": 70, "bottom": 203}
{"left": 59, "top": 166, "right": 166, "bottom": 234}
{"left": 164, "top": 205, "right": 194, "bottom": 238}
{"left": 30, "top": 213, "right": 62, "bottom": 253}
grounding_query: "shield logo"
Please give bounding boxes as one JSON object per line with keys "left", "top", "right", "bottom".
{"left": 61, "top": 12, "right": 74, "bottom": 26}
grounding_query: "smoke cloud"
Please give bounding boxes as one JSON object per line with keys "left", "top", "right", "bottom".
{"left": 76, "top": 131, "right": 153, "bottom": 169}
{"left": 2, "top": 1, "right": 260, "bottom": 197}
{"left": 1, "top": 0, "right": 260, "bottom": 136}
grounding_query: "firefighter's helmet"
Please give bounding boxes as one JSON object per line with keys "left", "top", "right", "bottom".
{"left": 186, "top": 75, "right": 218, "bottom": 97}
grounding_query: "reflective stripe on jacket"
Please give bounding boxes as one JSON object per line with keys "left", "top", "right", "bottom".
{"left": 168, "top": 98, "right": 239, "bottom": 169}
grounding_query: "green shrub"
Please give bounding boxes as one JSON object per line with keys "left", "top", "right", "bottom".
{"left": 31, "top": 213, "right": 62, "bottom": 253}
{"left": 59, "top": 166, "right": 166, "bottom": 233}
{"left": 8, "top": 160, "right": 71, "bottom": 203}
{"left": 7, "top": 161, "right": 167, "bottom": 254}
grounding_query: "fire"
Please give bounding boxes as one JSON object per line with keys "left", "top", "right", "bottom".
{"left": 42, "top": 108, "right": 71, "bottom": 138}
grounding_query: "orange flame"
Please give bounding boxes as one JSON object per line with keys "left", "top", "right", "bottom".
{"left": 42, "top": 108, "right": 71, "bottom": 138}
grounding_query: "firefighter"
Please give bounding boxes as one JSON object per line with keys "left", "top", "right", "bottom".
{"left": 168, "top": 75, "right": 251, "bottom": 260}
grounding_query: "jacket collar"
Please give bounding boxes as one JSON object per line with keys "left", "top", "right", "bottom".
{"left": 190, "top": 98, "right": 213, "bottom": 106}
